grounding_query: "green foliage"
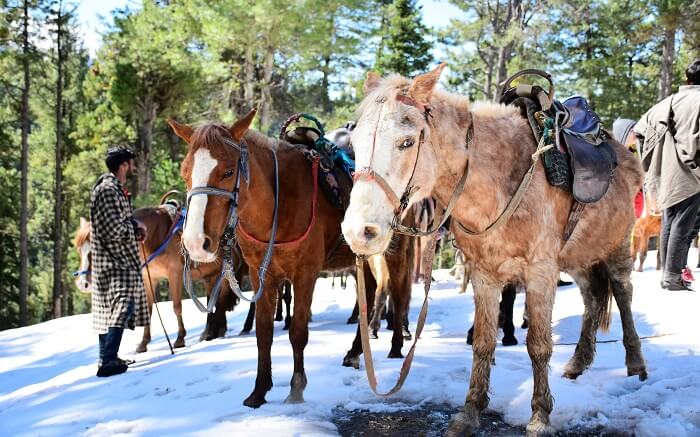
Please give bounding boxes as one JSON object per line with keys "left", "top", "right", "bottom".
{"left": 375, "top": 0, "right": 433, "bottom": 76}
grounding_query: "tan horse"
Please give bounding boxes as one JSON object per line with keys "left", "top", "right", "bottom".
{"left": 341, "top": 65, "right": 647, "bottom": 436}
{"left": 73, "top": 207, "right": 240, "bottom": 352}
{"left": 169, "top": 111, "right": 414, "bottom": 408}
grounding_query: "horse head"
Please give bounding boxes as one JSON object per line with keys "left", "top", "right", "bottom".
{"left": 342, "top": 64, "right": 447, "bottom": 256}
{"left": 170, "top": 110, "right": 256, "bottom": 263}
{"left": 73, "top": 217, "right": 93, "bottom": 293}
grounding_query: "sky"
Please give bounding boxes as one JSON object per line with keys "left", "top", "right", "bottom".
{"left": 75, "top": 0, "right": 465, "bottom": 56}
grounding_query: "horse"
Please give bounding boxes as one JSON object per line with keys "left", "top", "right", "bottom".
{"left": 630, "top": 214, "right": 662, "bottom": 272}
{"left": 169, "top": 111, "right": 414, "bottom": 408}
{"left": 340, "top": 65, "right": 647, "bottom": 436}
{"left": 72, "top": 202, "right": 257, "bottom": 352}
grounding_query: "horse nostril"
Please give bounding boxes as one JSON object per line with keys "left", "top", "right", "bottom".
{"left": 363, "top": 224, "right": 380, "bottom": 241}
{"left": 202, "top": 235, "right": 212, "bottom": 251}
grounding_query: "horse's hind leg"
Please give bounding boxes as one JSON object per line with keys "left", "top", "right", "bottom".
{"left": 604, "top": 245, "right": 647, "bottom": 380}
{"left": 275, "top": 285, "right": 284, "bottom": 322}
{"left": 285, "top": 272, "right": 317, "bottom": 404}
{"left": 563, "top": 265, "right": 607, "bottom": 379}
{"left": 170, "top": 271, "right": 186, "bottom": 348}
{"left": 343, "top": 267, "right": 377, "bottom": 369}
{"left": 637, "top": 234, "right": 649, "bottom": 272}
{"left": 368, "top": 255, "right": 389, "bottom": 340}
{"left": 136, "top": 272, "right": 154, "bottom": 353}
{"left": 500, "top": 284, "right": 518, "bottom": 346}
{"left": 283, "top": 282, "right": 292, "bottom": 330}
{"left": 240, "top": 302, "right": 255, "bottom": 335}
{"left": 447, "top": 276, "right": 501, "bottom": 437}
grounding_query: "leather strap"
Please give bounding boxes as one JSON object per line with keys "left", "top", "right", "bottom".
{"left": 354, "top": 232, "right": 438, "bottom": 396}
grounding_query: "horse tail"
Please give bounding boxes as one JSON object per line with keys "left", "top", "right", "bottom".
{"left": 159, "top": 190, "right": 182, "bottom": 205}
{"left": 591, "top": 263, "right": 614, "bottom": 333}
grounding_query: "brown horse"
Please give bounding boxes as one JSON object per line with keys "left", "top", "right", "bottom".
{"left": 630, "top": 214, "right": 662, "bottom": 272}
{"left": 73, "top": 206, "right": 242, "bottom": 352}
{"left": 169, "top": 111, "right": 414, "bottom": 408}
{"left": 341, "top": 65, "right": 647, "bottom": 436}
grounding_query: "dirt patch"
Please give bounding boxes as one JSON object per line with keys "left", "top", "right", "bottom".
{"left": 332, "top": 404, "right": 629, "bottom": 436}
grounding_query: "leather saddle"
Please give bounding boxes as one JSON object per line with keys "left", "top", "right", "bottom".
{"left": 500, "top": 70, "right": 617, "bottom": 204}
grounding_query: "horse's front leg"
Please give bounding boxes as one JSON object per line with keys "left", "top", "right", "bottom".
{"left": 524, "top": 267, "right": 557, "bottom": 436}
{"left": 243, "top": 272, "right": 278, "bottom": 408}
{"left": 136, "top": 271, "right": 155, "bottom": 353}
{"left": 285, "top": 271, "right": 317, "bottom": 403}
{"left": 447, "top": 274, "right": 501, "bottom": 436}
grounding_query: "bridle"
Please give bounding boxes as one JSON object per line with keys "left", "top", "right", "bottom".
{"left": 182, "top": 135, "right": 279, "bottom": 311}
{"left": 352, "top": 94, "right": 473, "bottom": 237}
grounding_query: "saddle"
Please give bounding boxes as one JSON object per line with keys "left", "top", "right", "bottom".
{"left": 500, "top": 70, "right": 617, "bottom": 204}
{"left": 280, "top": 114, "right": 355, "bottom": 211}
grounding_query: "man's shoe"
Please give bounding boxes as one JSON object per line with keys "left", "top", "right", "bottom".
{"left": 96, "top": 358, "right": 128, "bottom": 377}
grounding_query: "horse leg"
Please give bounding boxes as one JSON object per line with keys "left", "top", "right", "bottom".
{"left": 368, "top": 255, "right": 388, "bottom": 340}
{"left": 240, "top": 302, "right": 255, "bottom": 335}
{"left": 170, "top": 271, "right": 186, "bottom": 348}
{"left": 604, "top": 245, "right": 647, "bottom": 380}
{"left": 285, "top": 272, "right": 317, "bottom": 404}
{"left": 523, "top": 271, "right": 556, "bottom": 436}
{"left": 501, "top": 284, "right": 517, "bottom": 346}
{"left": 283, "top": 282, "right": 292, "bottom": 330}
{"left": 136, "top": 272, "right": 154, "bottom": 353}
{"left": 563, "top": 264, "right": 610, "bottom": 379}
{"left": 343, "top": 266, "right": 377, "bottom": 369}
{"left": 341, "top": 273, "right": 347, "bottom": 289}
{"left": 243, "top": 274, "right": 278, "bottom": 408}
{"left": 637, "top": 234, "right": 648, "bottom": 272}
{"left": 275, "top": 284, "right": 284, "bottom": 322}
{"left": 446, "top": 277, "right": 501, "bottom": 436}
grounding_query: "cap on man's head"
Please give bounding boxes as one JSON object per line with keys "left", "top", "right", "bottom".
{"left": 687, "top": 58, "right": 700, "bottom": 85}
{"left": 105, "top": 146, "right": 136, "bottom": 173}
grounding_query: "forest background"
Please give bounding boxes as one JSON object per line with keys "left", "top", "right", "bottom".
{"left": 1, "top": 0, "right": 698, "bottom": 329}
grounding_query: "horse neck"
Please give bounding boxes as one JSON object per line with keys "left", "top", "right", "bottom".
{"left": 430, "top": 101, "right": 534, "bottom": 230}
{"left": 236, "top": 139, "right": 280, "bottom": 237}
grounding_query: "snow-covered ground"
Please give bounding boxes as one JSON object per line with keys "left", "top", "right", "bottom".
{"left": 1, "top": 251, "right": 699, "bottom": 436}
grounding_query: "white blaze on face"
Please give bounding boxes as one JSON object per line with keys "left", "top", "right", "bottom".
{"left": 183, "top": 148, "right": 218, "bottom": 262}
{"left": 75, "top": 242, "right": 92, "bottom": 293}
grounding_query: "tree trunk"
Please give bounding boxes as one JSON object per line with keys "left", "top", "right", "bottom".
{"left": 137, "top": 96, "right": 157, "bottom": 195}
{"left": 19, "top": 0, "right": 31, "bottom": 326}
{"left": 321, "top": 54, "right": 332, "bottom": 114}
{"left": 658, "top": 26, "right": 676, "bottom": 100}
{"left": 52, "top": 2, "right": 65, "bottom": 319}
{"left": 259, "top": 45, "right": 274, "bottom": 131}
{"left": 244, "top": 44, "right": 255, "bottom": 113}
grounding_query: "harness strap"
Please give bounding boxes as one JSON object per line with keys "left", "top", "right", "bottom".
{"left": 354, "top": 232, "right": 438, "bottom": 396}
{"left": 237, "top": 156, "right": 320, "bottom": 248}
{"left": 563, "top": 201, "right": 585, "bottom": 241}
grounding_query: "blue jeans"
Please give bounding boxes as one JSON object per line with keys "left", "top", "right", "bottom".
{"left": 98, "top": 298, "right": 134, "bottom": 363}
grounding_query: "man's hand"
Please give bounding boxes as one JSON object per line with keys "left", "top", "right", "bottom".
{"left": 134, "top": 220, "right": 148, "bottom": 242}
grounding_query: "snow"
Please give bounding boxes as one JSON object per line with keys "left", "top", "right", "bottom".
{"left": 1, "top": 250, "right": 699, "bottom": 436}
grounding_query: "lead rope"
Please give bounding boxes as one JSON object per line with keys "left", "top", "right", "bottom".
{"left": 355, "top": 233, "right": 438, "bottom": 396}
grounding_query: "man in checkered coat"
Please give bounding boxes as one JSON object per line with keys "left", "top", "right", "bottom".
{"left": 90, "top": 147, "right": 149, "bottom": 377}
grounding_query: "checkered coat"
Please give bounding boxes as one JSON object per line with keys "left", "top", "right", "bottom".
{"left": 89, "top": 173, "right": 149, "bottom": 334}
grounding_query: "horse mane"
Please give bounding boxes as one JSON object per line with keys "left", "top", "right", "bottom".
{"left": 74, "top": 223, "right": 90, "bottom": 248}
{"left": 188, "top": 122, "right": 279, "bottom": 161}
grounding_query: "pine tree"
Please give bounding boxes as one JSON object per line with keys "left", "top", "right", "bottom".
{"left": 374, "top": 0, "right": 432, "bottom": 77}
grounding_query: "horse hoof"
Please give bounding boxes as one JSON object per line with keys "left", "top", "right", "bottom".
{"left": 135, "top": 343, "right": 148, "bottom": 354}
{"left": 521, "top": 319, "right": 529, "bottom": 329}
{"left": 562, "top": 368, "right": 583, "bottom": 380}
{"left": 526, "top": 413, "right": 554, "bottom": 436}
{"left": 238, "top": 330, "right": 251, "bottom": 336}
{"left": 346, "top": 316, "right": 358, "bottom": 324}
{"left": 387, "top": 350, "right": 403, "bottom": 359}
{"left": 342, "top": 354, "right": 360, "bottom": 369}
{"left": 284, "top": 393, "right": 305, "bottom": 404}
{"left": 502, "top": 335, "right": 518, "bottom": 346}
{"left": 243, "top": 394, "right": 267, "bottom": 409}
{"left": 445, "top": 410, "right": 479, "bottom": 437}
{"left": 628, "top": 366, "right": 648, "bottom": 381}
{"left": 174, "top": 338, "right": 186, "bottom": 349}
{"left": 275, "top": 315, "right": 283, "bottom": 322}
{"left": 370, "top": 330, "right": 379, "bottom": 339}
{"left": 402, "top": 329, "right": 412, "bottom": 341}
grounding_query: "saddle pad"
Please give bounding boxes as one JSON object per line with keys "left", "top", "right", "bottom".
{"left": 566, "top": 133, "right": 617, "bottom": 203}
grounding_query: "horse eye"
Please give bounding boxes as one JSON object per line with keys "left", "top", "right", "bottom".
{"left": 398, "top": 137, "right": 415, "bottom": 150}
{"left": 222, "top": 169, "right": 235, "bottom": 179}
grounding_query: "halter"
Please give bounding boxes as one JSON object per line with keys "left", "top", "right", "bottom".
{"left": 352, "top": 94, "right": 473, "bottom": 237}
{"left": 182, "top": 136, "right": 279, "bottom": 311}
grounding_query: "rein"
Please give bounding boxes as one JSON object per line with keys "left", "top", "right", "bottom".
{"left": 182, "top": 136, "right": 279, "bottom": 311}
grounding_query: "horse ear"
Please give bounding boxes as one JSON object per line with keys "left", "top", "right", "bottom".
{"left": 363, "top": 71, "right": 381, "bottom": 95}
{"left": 79, "top": 217, "right": 88, "bottom": 227}
{"left": 230, "top": 109, "right": 257, "bottom": 142}
{"left": 167, "top": 119, "right": 193, "bottom": 143}
{"left": 408, "top": 62, "right": 447, "bottom": 104}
